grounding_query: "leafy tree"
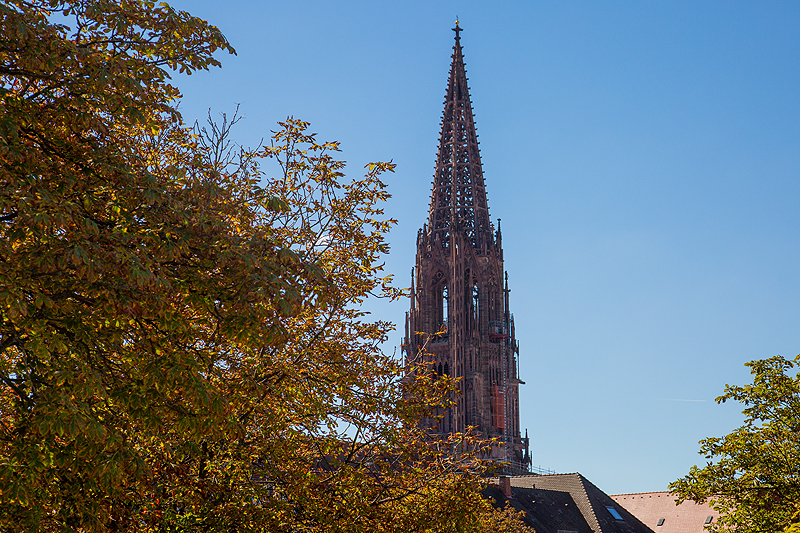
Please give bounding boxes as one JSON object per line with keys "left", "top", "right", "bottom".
{"left": 0, "top": 1, "right": 531, "bottom": 531}
{"left": 670, "top": 355, "right": 800, "bottom": 533}
{"left": 787, "top": 509, "right": 800, "bottom": 533}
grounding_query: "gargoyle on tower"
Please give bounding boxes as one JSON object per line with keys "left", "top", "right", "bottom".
{"left": 403, "top": 22, "right": 530, "bottom": 471}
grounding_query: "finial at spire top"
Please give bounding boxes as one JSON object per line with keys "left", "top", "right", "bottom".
{"left": 453, "top": 18, "right": 462, "bottom": 38}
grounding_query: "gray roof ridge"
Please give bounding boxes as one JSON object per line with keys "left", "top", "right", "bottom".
{"left": 574, "top": 473, "right": 603, "bottom": 533}
{"left": 610, "top": 490, "right": 671, "bottom": 497}
{"left": 509, "top": 471, "right": 580, "bottom": 479}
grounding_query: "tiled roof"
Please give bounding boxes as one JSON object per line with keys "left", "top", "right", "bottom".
{"left": 511, "top": 474, "right": 602, "bottom": 532}
{"left": 610, "top": 492, "right": 719, "bottom": 533}
{"left": 487, "top": 473, "right": 655, "bottom": 533}
{"left": 484, "top": 484, "right": 593, "bottom": 533}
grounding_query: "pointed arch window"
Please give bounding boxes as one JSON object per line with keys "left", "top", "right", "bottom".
{"left": 472, "top": 285, "right": 480, "bottom": 327}
{"left": 442, "top": 284, "right": 449, "bottom": 327}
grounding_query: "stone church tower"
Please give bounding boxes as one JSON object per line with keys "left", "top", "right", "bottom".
{"left": 403, "top": 23, "right": 530, "bottom": 471}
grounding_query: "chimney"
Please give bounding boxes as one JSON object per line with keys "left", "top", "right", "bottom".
{"left": 499, "top": 476, "right": 512, "bottom": 498}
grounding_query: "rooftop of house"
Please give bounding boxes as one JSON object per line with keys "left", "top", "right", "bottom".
{"left": 610, "top": 492, "right": 719, "bottom": 533}
{"left": 486, "top": 473, "right": 655, "bottom": 533}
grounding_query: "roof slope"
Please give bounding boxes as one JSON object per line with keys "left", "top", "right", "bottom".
{"left": 484, "top": 484, "right": 593, "bottom": 533}
{"left": 504, "top": 473, "right": 654, "bottom": 533}
{"left": 610, "top": 492, "right": 719, "bottom": 533}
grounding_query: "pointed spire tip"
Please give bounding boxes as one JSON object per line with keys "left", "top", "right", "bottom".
{"left": 453, "top": 18, "right": 462, "bottom": 38}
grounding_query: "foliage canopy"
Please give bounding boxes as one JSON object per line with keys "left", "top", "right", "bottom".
{"left": 670, "top": 355, "right": 800, "bottom": 533}
{"left": 0, "top": 1, "right": 530, "bottom": 531}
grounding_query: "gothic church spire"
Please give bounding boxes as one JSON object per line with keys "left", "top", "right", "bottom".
{"left": 406, "top": 24, "right": 529, "bottom": 472}
{"left": 428, "top": 22, "right": 491, "bottom": 249}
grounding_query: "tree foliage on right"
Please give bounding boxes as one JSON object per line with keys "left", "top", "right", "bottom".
{"left": 670, "top": 355, "right": 800, "bottom": 533}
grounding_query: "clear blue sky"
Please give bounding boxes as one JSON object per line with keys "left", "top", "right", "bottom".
{"left": 169, "top": 0, "right": 800, "bottom": 495}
